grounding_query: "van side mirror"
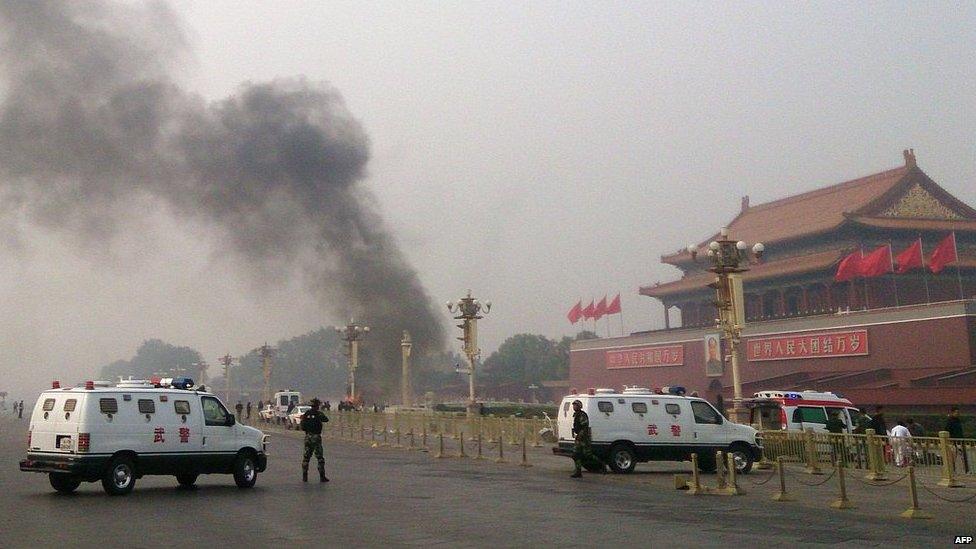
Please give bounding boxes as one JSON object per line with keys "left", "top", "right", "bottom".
{"left": 225, "top": 414, "right": 236, "bottom": 427}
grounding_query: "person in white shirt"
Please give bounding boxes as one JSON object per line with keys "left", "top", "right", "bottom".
{"left": 889, "top": 420, "right": 912, "bottom": 467}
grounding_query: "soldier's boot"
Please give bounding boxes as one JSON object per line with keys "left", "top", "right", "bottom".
{"left": 318, "top": 463, "right": 329, "bottom": 483}
{"left": 571, "top": 460, "right": 582, "bottom": 478}
{"left": 302, "top": 465, "right": 308, "bottom": 482}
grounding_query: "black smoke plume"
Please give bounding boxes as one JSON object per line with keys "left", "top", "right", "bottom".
{"left": 0, "top": 1, "right": 445, "bottom": 395}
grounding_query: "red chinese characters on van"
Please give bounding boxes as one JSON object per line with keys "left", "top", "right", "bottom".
{"left": 746, "top": 329, "right": 868, "bottom": 362}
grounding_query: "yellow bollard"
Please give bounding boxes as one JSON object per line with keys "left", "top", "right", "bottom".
{"left": 408, "top": 429, "right": 415, "bottom": 450}
{"left": 520, "top": 437, "right": 532, "bottom": 468}
{"left": 458, "top": 431, "right": 467, "bottom": 458}
{"left": 435, "top": 433, "right": 446, "bottom": 459}
{"left": 395, "top": 428, "right": 402, "bottom": 449}
{"left": 495, "top": 436, "right": 507, "bottom": 463}
{"left": 688, "top": 453, "right": 703, "bottom": 496}
{"left": 532, "top": 419, "right": 542, "bottom": 448}
{"left": 487, "top": 416, "right": 497, "bottom": 443}
{"left": 422, "top": 424, "right": 428, "bottom": 448}
{"left": 937, "top": 430, "right": 963, "bottom": 487}
{"left": 830, "top": 460, "right": 855, "bottom": 509}
{"left": 804, "top": 429, "right": 823, "bottom": 475}
{"left": 715, "top": 451, "right": 728, "bottom": 490}
{"left": 864, "top": 429, "right": 888, "bottom": 481}
{"left": 901, "top": 466, "right": 933, "bottom": 519}
{"left": 725, "top": 452, "right": 743, "bottom": 495}
{"left": 475, "top": 432, "right": 485, "bottom": 460}
{"left": 771, "top": 456, "right": 793, "bottom": 502}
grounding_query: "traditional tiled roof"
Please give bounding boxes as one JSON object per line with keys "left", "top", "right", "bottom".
{"left": 846, "top": 215, "right": 976, "bottom": 232}
{"left": 641, "top": 248, "right": 849, "bottom": 299}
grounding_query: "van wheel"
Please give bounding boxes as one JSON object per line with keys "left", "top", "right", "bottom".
{"left": 730, "top": 444, "right": 754, "bottom": 474}
{"left": 102, "top": 456, "right": 136, "bottom": 496}
{"left": 609, "top": 444, "right": 637, "bottom": 474}
{"left": 233, "top": 453, "right": 257, "bottom": 488}
{"left": 696, "top": 453, "right": 717, "bottom": 473}
{"left": 49, "top": 473, "right": 81, "bottom": 494}
{"left": 176, "top": 473, "right": 199, "bottom": 487}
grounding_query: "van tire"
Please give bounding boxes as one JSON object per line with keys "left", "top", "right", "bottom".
{"left": 233, "top": 452, "right": 257, "bottom": 488}
{"left": 49, "top": 473, "right": 81, "bottom": 494}
{"left": 608, "top": 443, "right": 637, "bottom": 474}
{"left": 729, "top": 443, "right": 754, "bottom": 475}
{"left": 176, "top": 473, "right": 199, "bottom": 487}
{"left": 102, "top": 456, "right": 136, "bottom": 496}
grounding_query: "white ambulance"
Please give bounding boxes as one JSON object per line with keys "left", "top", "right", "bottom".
{"left": 553, "top": 387, "right": 762, "bottom": 474}
{"left": 271, "top": 390, "right": 302, "bottom": 422}
{"left": 745, "top": 390, "right": 869, "bottom": 434}
{"left": 20, "top": 378, "right": 269, "bottom": 495}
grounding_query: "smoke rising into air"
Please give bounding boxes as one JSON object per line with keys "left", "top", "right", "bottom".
{"left": 0, "top": 0, "right": 445, "bottom": 393}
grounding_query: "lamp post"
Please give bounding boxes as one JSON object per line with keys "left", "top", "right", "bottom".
{"left": 400, "top": 331, "right": 413, "bottom": 407}
{"left": 447, "top": 290, "right": 491, "bottom": 417}
{"left": 218, "top": 354, "right": 235, "bottom": 402}
{"left": 191, "top": 360, "right": 208, "bottom": 387}
{"left": 335, "top": 320, "right": 369, "bottom": 403}
{"left": 687, "top": 228, "right": 764, "bottom": 424}
{"left": 258, "top": 344, "right": 274, "bottom": 404}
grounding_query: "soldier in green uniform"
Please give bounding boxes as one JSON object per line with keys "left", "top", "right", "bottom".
{"left": 300, "top": 398, "right": 329, "bottom": 482}
{"left": 571, "top": 399, "right": 600, "bottom": 478}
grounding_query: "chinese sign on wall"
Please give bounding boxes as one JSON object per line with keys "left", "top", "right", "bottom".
{"left": 746, "top": 329, "right": 869, "bottom": 362}
{"left": 607, "top": 344, "right": 684, "bottom": 369}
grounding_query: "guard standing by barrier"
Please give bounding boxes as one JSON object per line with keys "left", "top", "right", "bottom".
{"left": 300, "top": 398, "right": 330, "bottom": 483}
{"left": 571, "top": 400, "right": 600, "bottom": 478}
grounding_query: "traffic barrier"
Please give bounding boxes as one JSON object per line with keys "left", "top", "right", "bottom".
{"left": 435, "top": 433, "right": 446, "bottom": 459}
{"left": 725, "top": 452, "right": 743, "bottom": 495}
{"left": 715, "top": 451, "right": 727, "bottom": 491}
{"left": 803, "top": 429, "right": 823, "bottom": 475}
{"left": 458, "top": 432, "right": 467, "bottom": 458}
{"left": 771, "top": 457, "right": 793, "bottom": 502}
{"left": 938, "top": 431, "right": 964, "bottom": 487}
{"left": 687, "top": 453, "right": 704, "bottom": 496}
{"left": 422, "top": 424, "right": 428, "bottom": 448}
{"left": 865, "top": 429, "right": 887, "bottom": 481}
{"left": 394, "top": 428, "right": 402, "bottom": 449}
{"left": 901, "top": 466, "right": 932, "bottom": 519}
{"left": 520, "top": 437, "right": 531, "bottom": 468}
{"left": 495, "top": 437, "right": 506, "bottom": 463}
{"left": 830, "top": 460, "right": 855, "bottom": 510}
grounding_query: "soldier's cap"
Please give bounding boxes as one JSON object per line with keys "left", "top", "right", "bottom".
{"left": 572, "top": 399, "right": 582, "bottom": 406}
{"left": 310, "top": 398, "right": 321, "bottom": 408}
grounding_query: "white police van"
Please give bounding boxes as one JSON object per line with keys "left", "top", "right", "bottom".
{"left": 554, "top": 387, "right": 762, "bottom": 474}
{"left": 20, "top": 378, "right": 269, "bottom": 495}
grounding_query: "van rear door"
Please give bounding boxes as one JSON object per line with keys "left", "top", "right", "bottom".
{"left": 29, "top": 393, "right": 81, "bottom": 454}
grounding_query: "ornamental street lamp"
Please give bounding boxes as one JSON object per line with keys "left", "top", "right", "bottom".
{"left": 400, "top": 331, "right": 413, "bottom": 407}
{"left": 335, "top": 320, "right": 369, "bottom": 403}
{"left": 257, "top": 344, "right": 274, "bottom": 404}
{"left": 447, "top": 290, "right": 491, "bottom": 417}
{"left": 687, "top": 228, "right": 764, "bottom": 424}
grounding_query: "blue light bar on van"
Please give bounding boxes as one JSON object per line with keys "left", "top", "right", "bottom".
{"left": 662, "top": 386, "right": 686, "bottom": 396}
{"left": 171, "top": 377, "right": 195, "bottom": 390}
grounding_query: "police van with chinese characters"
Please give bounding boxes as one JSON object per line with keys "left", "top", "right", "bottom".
{"left": 553, "top": 387, "right": 762, "bottom": 474}
{"left": 20, "top": 378, "right": 269, "bottom": 495}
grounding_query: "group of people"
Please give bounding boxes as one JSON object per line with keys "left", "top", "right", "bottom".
{"left": 8, "top": 400, "right": 25, "bottom": 418}
{"left": 851, "top": 406, "right": 970, "bottom": 470}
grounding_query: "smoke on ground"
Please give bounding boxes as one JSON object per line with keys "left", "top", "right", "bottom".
{"left": 0, "top": 1, "right": 444, "bottom": 394}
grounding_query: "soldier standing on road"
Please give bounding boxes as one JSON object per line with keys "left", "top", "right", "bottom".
{"left": 300, "top": 398, "right": 330, "bottom": 483}
{"left": 246, "top": 401, "right": 252, "bottom": 421}
{"left": 945, "top": 406, "right": 968, "bottom": 473}
{"left": 570, "top": 400, "right": 599, "bottom": 478}
{"left": 235, "top": 401, "right": 244, "bottom": 421}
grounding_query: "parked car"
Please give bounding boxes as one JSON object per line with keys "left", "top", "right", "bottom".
{"left": 286, "top": 405, "right": 312, "bottom": 429}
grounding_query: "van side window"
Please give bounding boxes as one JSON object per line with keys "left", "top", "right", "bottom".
{"left": 63, "top": 399, "right": 77, "bottom": 412}
{"left": 42, "top": 399, "right": 56, "bottom": 411}
{"left": 632, "top": 402, "right": 648, "bottom": 414}
{"left": 691, "top": 401, "right": 722, "bottom": 425}
{"left": 202, "top": 396, "right": 230, "bottom": 426}
{"left": 563, "top": 401, "right": 571, "bottom": 417}
{"left": 138, "top": 399, "right": 155, "bottom": 414}
{"left": 279, "top": 396, "right": 288, "bottom": 406}
{"left": 597, "top": 401, "right": 614, "bottom": 413}
{"left": 99, "top": 398, "right": 118, "bottom": 414}
{"left": 793, "top": 406, "right": 827, "bottom": 424}
{"left": 665, "top": 403, "right": 681, "bottom": 415}
{"left": 174, "top": 400, "right": 191, "bottom": 415}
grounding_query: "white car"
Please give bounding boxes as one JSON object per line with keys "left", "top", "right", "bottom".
{"left": 286, "top": 405, "right": 312, "bottom": 429}
{"left": 554, "top": 387, "right": 762, "bottom": 474}
{"left": 258, "top": 404, "right": 276, "bottom": 422}
{"left": 20, "top": 378, "right": 269, "bottom": 495}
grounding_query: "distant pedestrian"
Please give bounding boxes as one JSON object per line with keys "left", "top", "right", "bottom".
{"left": 18, "top": 400, "right": 24, "bottom": 419}
{"left": 246, "top": 401, "right": 252, "bottom": 420}
{"left": 869, "top": 406, "right": 887, "bottom": 435}
{"left": 235, "top": 401, "right": 243, "bottom": 419}
{"left": 906, "top": 417, "right": 924, "bottom": 437}
{"left": 945, "top": 406, "right": 968, "bottom": 473}
{"left": 570, "top": 400, "right": 603, "bottom": 478}
{"left": 324, "top": 400, "right": 331, "bottom": 411}
{"left": 889, "top": 420, "right": 912, "bottom": 467}
{"left": 300, "top": 398, "right": 329, "bottom": 483}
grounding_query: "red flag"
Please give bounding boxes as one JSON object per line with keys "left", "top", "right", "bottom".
{"left": 894, "top": 239, "right": 923, "bottom": 274}
{"left": 929, "top": 233, "right": 958, "bottom": 274}
{"left": 593, "top": 296, "right": 608, "bottom": 320}
{"left": 858, "top": 245, "right": 892, "bottom": 278}
{"left": 834, "top": 250, "right": 862, "bottom": 282}
{"left": 606, "top": 294, "right": 621, "bottom": 315}
{"left": 581, "top": 300, "right": 595, "bottom": 320}
{"left": 566, "top": 301, "right": 582, "bottom": 324}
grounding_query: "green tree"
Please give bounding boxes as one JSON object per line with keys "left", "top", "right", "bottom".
{"left": 99, "top": 339, "right": 204, "bottom": 381}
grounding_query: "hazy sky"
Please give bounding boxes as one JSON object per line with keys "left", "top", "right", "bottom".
{"left": 2, "top": 1, "right": 975, "bottom": 395}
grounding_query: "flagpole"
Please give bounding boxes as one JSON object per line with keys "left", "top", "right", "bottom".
{"left": 953, "top": 232, "right": 964, "bottom": 300}
{"left": 619, "top": 299, "right": 625, "bottom": 336}
{"left": 888, "top": 241, "right": 899, "bottom": 307}
{"left": 919, "top": 236, "right": 931, "bottom": 303}
{"left": 860, "top": 246, "right": 869, "bottom": 310}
